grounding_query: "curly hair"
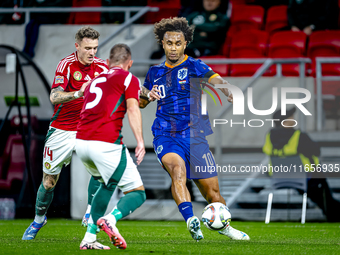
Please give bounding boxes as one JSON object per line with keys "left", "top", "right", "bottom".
{"left": 75, "top": 26, "right": 100, "bottom": 43}
{"left": 153, "top": 17, "right": 194, "bottom": 45}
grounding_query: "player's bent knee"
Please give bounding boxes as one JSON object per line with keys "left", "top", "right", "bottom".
{"left": 169, "top": 166, "right": 186, "bottom": 181}
{"left": 124, "top": 185, "right": 145, "bottom": 194}
{"left": 43, "top": 181, "right": 56, "bottom": 191}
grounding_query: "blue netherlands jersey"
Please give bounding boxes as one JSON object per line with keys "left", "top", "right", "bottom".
{"left": 143, "top": 55, "right": 218, "bottom": 138}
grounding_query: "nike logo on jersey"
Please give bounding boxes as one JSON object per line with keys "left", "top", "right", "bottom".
{"left": 154, "top": 77, "right": 162, "bottom": 83}
{"left": 85, "top": 74, "right": 91, "bottom": 81}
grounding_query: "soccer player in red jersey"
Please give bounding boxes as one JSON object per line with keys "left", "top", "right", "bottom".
{"left": 76, "top": 44, "right": 146, "bottom": 250}
{"left": 22, "top": 26, "right": 108, "bottom": 241}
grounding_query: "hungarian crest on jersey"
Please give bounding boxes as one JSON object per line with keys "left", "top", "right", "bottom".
{"left": 178, "top": 68, "right": 188, "bottom": 80}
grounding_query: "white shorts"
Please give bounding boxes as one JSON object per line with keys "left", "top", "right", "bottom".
{"left": 75, "top": 139, "right": 143, "bottom": 193}
{"left": 43, "top": 127, "right": 76, "bottom": 175}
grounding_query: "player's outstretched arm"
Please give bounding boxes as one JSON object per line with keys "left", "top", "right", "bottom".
{"left": 50, "top": 80, "right": 91, "bottom": 105}
{"left": 127, "top": 98, "right": 146, "bottom": 165}
{"left": 209, "top": 75, "right": 233, "bottom": 104}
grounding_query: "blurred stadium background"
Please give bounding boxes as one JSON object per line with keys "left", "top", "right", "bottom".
{"left": 0, "top": 0, "right": 340, "bottom": 224}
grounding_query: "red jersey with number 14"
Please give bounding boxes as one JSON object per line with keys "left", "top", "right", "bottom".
{"left": 77, "top": 67, "right": 141, "bottom": 144}
{"left": 50, "top": 52, "right": 108, "bottom": 131}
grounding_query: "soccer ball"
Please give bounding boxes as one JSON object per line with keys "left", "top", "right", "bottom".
{"left": 202, "top": 202, "right": 231, "bottom": 231}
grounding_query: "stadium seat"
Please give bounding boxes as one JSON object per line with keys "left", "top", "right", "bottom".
{"left": 265, "top": 156, "right": 307, "bottom": 224}
{"left": 265, "top": 5, "right": 288, "bottom": 34}
{"left": 307, "top": 31, "right": 340, "bottom": 76}
{"left": 144, "top": 0, "right": 181, "bottom": 24}
{"left": 199, "top": 55, "right": 229, "bottom": 77}
{"left": 229, "top": 30, "right": 269, "bottom": 76}
{"left": 68, "top": 0, "right": 101, "bottom": 24}
{"left": 228, "top": 5, "right": 265, "bottom": 35}
{"left": 0, "top": 116, "right": 38, "bottom": 191}
{"left": 0, "top": 135, "right": 26, "bottom": 190}
{"left": 267, "top": 31, "right": 307, "bottom": 76}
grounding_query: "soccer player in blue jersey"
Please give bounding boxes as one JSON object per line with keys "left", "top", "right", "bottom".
{"left": 140, "top": 17, "right": 250, "bottom": 241}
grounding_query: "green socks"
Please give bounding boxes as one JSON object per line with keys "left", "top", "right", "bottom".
{"left": 91, "top": 183, "right": 117, "bottom": 224}
{"left": 113, "top": 190, "right": 146, "bottom": 221}
{"left": 87, "top": 177, "right": 101, "bottom": 205}
{"left": 35, "top": 182, "right": 55, "bottom": 216}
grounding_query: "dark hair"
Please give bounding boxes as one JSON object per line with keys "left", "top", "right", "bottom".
{"left": 75, "top": 26, "right": 100, "bottom": 43}
{"left": 153, "top": 17, "right": 194, "bottom": 45}
{"left": 109, "top": 43, "right": 131, "bottom": 64}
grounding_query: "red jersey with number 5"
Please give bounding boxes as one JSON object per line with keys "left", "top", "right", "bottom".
{"left": 77, "top": 67, "right": 141, "bottom": 144}
{"left": 50, "top": 52, "right": 108, "bottom": 131}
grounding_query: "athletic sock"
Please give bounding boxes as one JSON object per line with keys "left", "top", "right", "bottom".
{"left": 178, "top": 202, "right": 194, "bottom": 222}
{"left": 111, "top": 190, "right": 146, "bottom": 221}
{"left": 85, "top": 205, "right": 91, "bottom": 215}
{"left": 91, "top": 183, "right": 116, "bottom": 224}
{"left": 34, "top": 215, "right": 45, "bottom": 224}
{"left": 84, "top": 220, "right": 97, "bottom": 242}
{"left": 87, "top": 177, "right": 101, "bottom": 205}
{"left": 35, "top": 182, "right": 55, "bottom": 217}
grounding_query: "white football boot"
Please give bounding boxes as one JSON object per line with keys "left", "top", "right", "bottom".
{"left": 219, "top": 225, "right": 250, "bottom": 240}
{"left": 187, "top": 216, "right": 204, "bottom": 242}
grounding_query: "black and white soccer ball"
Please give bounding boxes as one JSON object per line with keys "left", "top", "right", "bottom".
{"left": 202, "top": 202, "right": 231, "bottom": 231}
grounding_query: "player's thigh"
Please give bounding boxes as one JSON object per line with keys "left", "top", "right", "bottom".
{"left": 87, "top": 141, "right": 127, "bottom": 186}
{"left": 188, "top": 136, "right": 218, "bottom": 179}
{"left": 153, "top": 136, "right": 187, "bottom": 179}
{"left": 117, "top": 147, "right": 144, "bottom": 193}
{"left": 75, "top": 139, "right": 101, "bottom": 179}
{"left": 43, "top": 128, "right": 76, "bottom": 175}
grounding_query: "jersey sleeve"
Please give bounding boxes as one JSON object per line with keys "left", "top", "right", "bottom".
{"left": 143, "top": 68, "right": 153, "bottom": 90}
{"left": 125, "top": 74, "right": 141, "bottom": 101}
{"left": 51, "top": 60, "right": 69, "bottom": 90}
{"left": 194, "top": 59, "right": 219, "bottom": 83}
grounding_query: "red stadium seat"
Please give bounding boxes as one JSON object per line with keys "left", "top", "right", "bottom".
{"left": 229, "top": 5, "right": 265, "bottom": 35}
{"left": 265, "top": 5, "right": 288, "bottom": 34}
{"left": 267, "top": 31, "right": 307, "bottom": 76}
{"left": 0, "top": 135, "right": 26, "bottom": 190}
{"left": 0, "top": 116, "right": 38, "bottom": 191}
{"left": 229, "top": 30, "right": 269, "bottom": 76}
{"left": 68, "top": 0, "right": 101, "bottom": 24}
{"left": 307, "top": 31, "right": 340, "bottom": 76}
{"left": 144, "top": 0, "right": 181, "bottom": 24}
{"left": 199, "top": 55, "right": 229, "bottom": 77}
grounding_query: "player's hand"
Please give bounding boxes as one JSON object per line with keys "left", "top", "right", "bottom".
{"left": 79, "top": 80, "right": 91, "bottom": 97}
{"left": 135, "top": 142, "right": 145, "bottom": 165}
{"left": 303, "top": 26, "right": 313, "bottom": 36}
{"left": 149, "top": 85, "right": 161, "bottom": 101}
{"left": 227, "top": 91, "right": 233, "bottom": 104}
{"left": 220, "top": 87, "right": 233, "bottom": 104}
{"left": 291, "top": 26, "right": 300, "bottom": 32}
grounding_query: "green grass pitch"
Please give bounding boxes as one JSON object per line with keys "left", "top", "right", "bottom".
{"left": 1, "top": 220, "right": 339, "bottom": 254}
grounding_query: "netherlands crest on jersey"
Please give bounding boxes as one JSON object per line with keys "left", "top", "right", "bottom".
{"left": 178, "top": 68, "right": 188, "bottom": 80}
